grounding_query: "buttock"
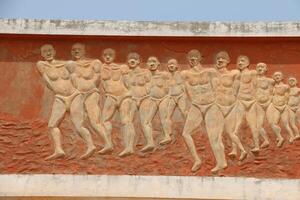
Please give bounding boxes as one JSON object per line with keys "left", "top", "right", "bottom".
{"left": 238, "top": 99, "right": 256, "bottom": 110}
{"left": 257, "top": 101, "right": 271, "bottom": 110}
{"left": 288, "top": 105, "right": 298, "bottom": 113}
{"left": 216, "top": 103, "right": 235, "bottom": 117}
{"left": 169, "top": 93, "right": 184, "bottom": 104}
{"left": 55, "top": 90, "right": 81, "bottom": 110}
{"left": 81, "top": 88, "right": 100, "bottom": 101}
{"left": 272, "top": 104, "right": 286, "bottom": 113}
{"left": 106, "top": 93, "right": 131, "bottom": 107}
{"left": 132, "top": 95, "right": 150, "bottom": 108}
{"left": 192, "top": 102, "right": 214, "bottom": 115}
{"left": 150, "top": 95, "right": 168, "bottom": 106}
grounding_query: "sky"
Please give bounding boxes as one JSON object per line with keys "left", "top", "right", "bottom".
{"left": 0, "top": 0, "right": 300, "bottom": 21}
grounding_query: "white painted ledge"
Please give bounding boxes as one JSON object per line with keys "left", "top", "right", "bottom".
{"left": 1, "top": 19, "right": 300, "bottom": 36}
{"left": 0, "top": 175, "right": 299, "bottom": 199}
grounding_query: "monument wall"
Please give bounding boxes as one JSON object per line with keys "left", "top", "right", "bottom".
{"left": 0, "top": 19, "right": 300, "bottom": 200}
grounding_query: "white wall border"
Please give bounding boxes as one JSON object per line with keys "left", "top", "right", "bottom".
{"left": 1, "top": 19, "right": 300, "bottom": 37}
{"left": 0, "top": 174, "right": 299, "bottom": 199}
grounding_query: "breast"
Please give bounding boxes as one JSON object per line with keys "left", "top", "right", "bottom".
{"left": 80, "top": 67, "right": 94, "bottom": 80}
{"left": 220, "top": 75, "right": 233, "bottom": 87}
{"left": 46, "top": 68, "right": 59, "bottom": 81}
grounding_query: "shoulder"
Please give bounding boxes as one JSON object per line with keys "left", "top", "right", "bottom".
{"left": 36, "top": 60, "right": 45, "bottom": 67}
{"left": 205, "top": 67, "right": 218, "bottom": 74}
{"left": 285, "top": 84, "right": 290, "bottom": 89}
{"left": 251, "top": 70, "right": 257, "bottom": 75}
{"left": 120, "top": 64, "right": 130, "bottom": 74}
{"left": 92, "top": 59, "right": 101, "bottom": 64}
{"left": 267, "top": 77, "right": 275, "bottom": 83}
{"left": 160, "top": 71, "right": 170, "bottom": 78}
{"left": 180, "top": 69, "right": 189, "bottom": 77}
{"left": 231, "top": 69, "right": 240, "bottom": 77}
{"left": 91, "top": 59, "right": 102, "bottom": 67}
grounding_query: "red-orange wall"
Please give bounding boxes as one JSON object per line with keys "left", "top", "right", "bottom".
{"left": 1, "top": 34, "right": 300, "bottom": 120}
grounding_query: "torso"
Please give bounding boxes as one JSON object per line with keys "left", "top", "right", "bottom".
{"left": 101, "top": 63, "right": 129, "bottom": 96}
{"left": 215, "top": 70, "right": 239, "bottom": 106}
{"left": 238, "top": 69, "right": 256, "bottom": 101}
{"left": 127, "top": 67, "right": 151, "bottom": 98}
{"left": 272, "top": 83, "right": 289, "bottom": 106}
{"left": 39, "top": 60, "right": 76, "bottom": 96}
{"left": 256, "top": 77, "right": 273, "bottom": 105}
{"left": 72, "top": 59, "right": 101, "bottom": 92}
{"left": 149, "top": 71, "right": 169, "bottom": 99}
{"left": 288, "top": 87, "right": 300, "bottom": 109}
{"left": 182, "top": 67, "right": 216, "bottom": 105}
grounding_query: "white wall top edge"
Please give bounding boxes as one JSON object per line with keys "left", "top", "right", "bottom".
{"left": 0, "top": 174, "right": 299, "bottom": 199}
{"left": 0, "top": 19, "right": 300, "bottom": 37}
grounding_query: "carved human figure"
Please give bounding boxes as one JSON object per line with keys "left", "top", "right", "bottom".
{"left": 124, "top": 53, "right": 154, "bottom": 152}
{"left": 266, "top": 71, "right": 292, "bottom": 146}
{"left": 100, "top": 48, "right": 135, "bottom": 157}
{"left": 181, "top": 49, "right": 227, "bottom": 173}
{"left": 68, "top": 43, "right": 110, "bottom": 153}
{"left": 37, "top": 44, "right": 96, "bottom": 160}
{"left": 286, "top": 77, "right": 300, "bottom": 140}
{"left": 165, "top": 58, "right": 188, "bottom": 137}
{"left": 146, "top": 57, "right": 172, "bottom": 145}
{"left": 235, "top": 55, "right": 260, "bottom": 152}
{"left": 254, "top": 63, "right": 272, "bottom": 149}
{"left": 214, "top": 51, "right": 247, "bottom": 161}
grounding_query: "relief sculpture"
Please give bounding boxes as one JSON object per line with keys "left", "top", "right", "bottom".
{"left": 31, "top": 44, "right": 300, "bottom": 174}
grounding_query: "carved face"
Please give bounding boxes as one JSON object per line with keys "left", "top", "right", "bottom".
{"left": 216, "top": 56, "right": 229, "bottom": 69}
{"left": 167, "top": 59, "right": 178, "bottom": 72}
{"left": 256, "top": 63, "right": 267, "bottom": 75}
{"left": 187, "top": 55, "right": 200, "bottom": 67}
{"left": 102, "top": 50, "right": 115, "bottom": 64}
{"left": 288, "top": 77, "right": 297, "bottom": 87}
{"left": 237, "top": 56, "right": 250, "bottom": 70}
{"left": 147, "top": 57, "right": 160, "bottom": 71}
{"left": 127, "top": 57, "right": 140, "bottom": 68}
{"left": 71, "top": 44, "right": 85, "bottom": 60}
{"left": 273, "top": 72, "right": 283, "bottom": 83}
{"left": 41, "top": 45, "right": 55, "bottom": 61}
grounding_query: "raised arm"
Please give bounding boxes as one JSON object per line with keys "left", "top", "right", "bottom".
{"left": 36, "top": 61, "right": 54, "bottom": 91}
{"left": 232, "top": 69, "right": 241, "bottom": 96}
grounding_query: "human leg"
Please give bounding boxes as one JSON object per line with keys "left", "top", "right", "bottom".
{"left": 70, "top": 95, "right": 96, "bottom": 159}
{"left": 266, "top": 104, "right": 284, "bottom": 147}
{"left": 99, "top": 96, "right": 118, "bottom": 154}
{"left": 118, "top": 98, "right": 136, "bottom": 157}
{"left": 85, "top": 92, "right": 112, "bottom": 153}
{"left": 158, "top": 98, "right": 173, "bottom": 145}
{"left": 46, "top": 98, "right": 67, "bottom": 160}
{"left": 182, "top": 104, "right": 203, "bottom": 172}
{"left": 205, "top": 105, "right": 227, "bottom": 173}
{"left": 139, "top": 98, "right": 157, "bottom": 152}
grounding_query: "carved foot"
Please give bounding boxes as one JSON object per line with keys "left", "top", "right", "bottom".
{"left": 250, "top": 147, "right": 260, "bottom": 153}
{"left": 294, "top": 135, "right": 300, "bottom": 141}
{"left": 239, "top": 151, "right": 247, "bottom": 161}
{"left": 80, "top": 146, "right": 96, "bottom": 159}
{"left": 118, "top": 149, "right": 134, "bottom": 157}
{"left": 141, "top": 144, "right": 155, "bottom": 153}
{"left": 159, "top": 136, "right": 172, "bottom": 145}
{"left": 45, "top": 150, "right": 65, "bottom": 161}
{"left": 276, "top": 138, "right": 285, "bottom": 148}
{"left": 260, "top": 141, "right": 269, "bottom": 149}
{"left": 191, "top": 160, "right": 202, "bottom": 172}
{"left": 288, "top": 136, "right": 294, "bottom": 143}
{"left": 98, "top": 146, "right": 113, "bottom": 154}
{"left": 211, "top": 164, "right": 227, "bottom": 173}
{"left": 228, "top": 151, "right": 237, "bottom": 158}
